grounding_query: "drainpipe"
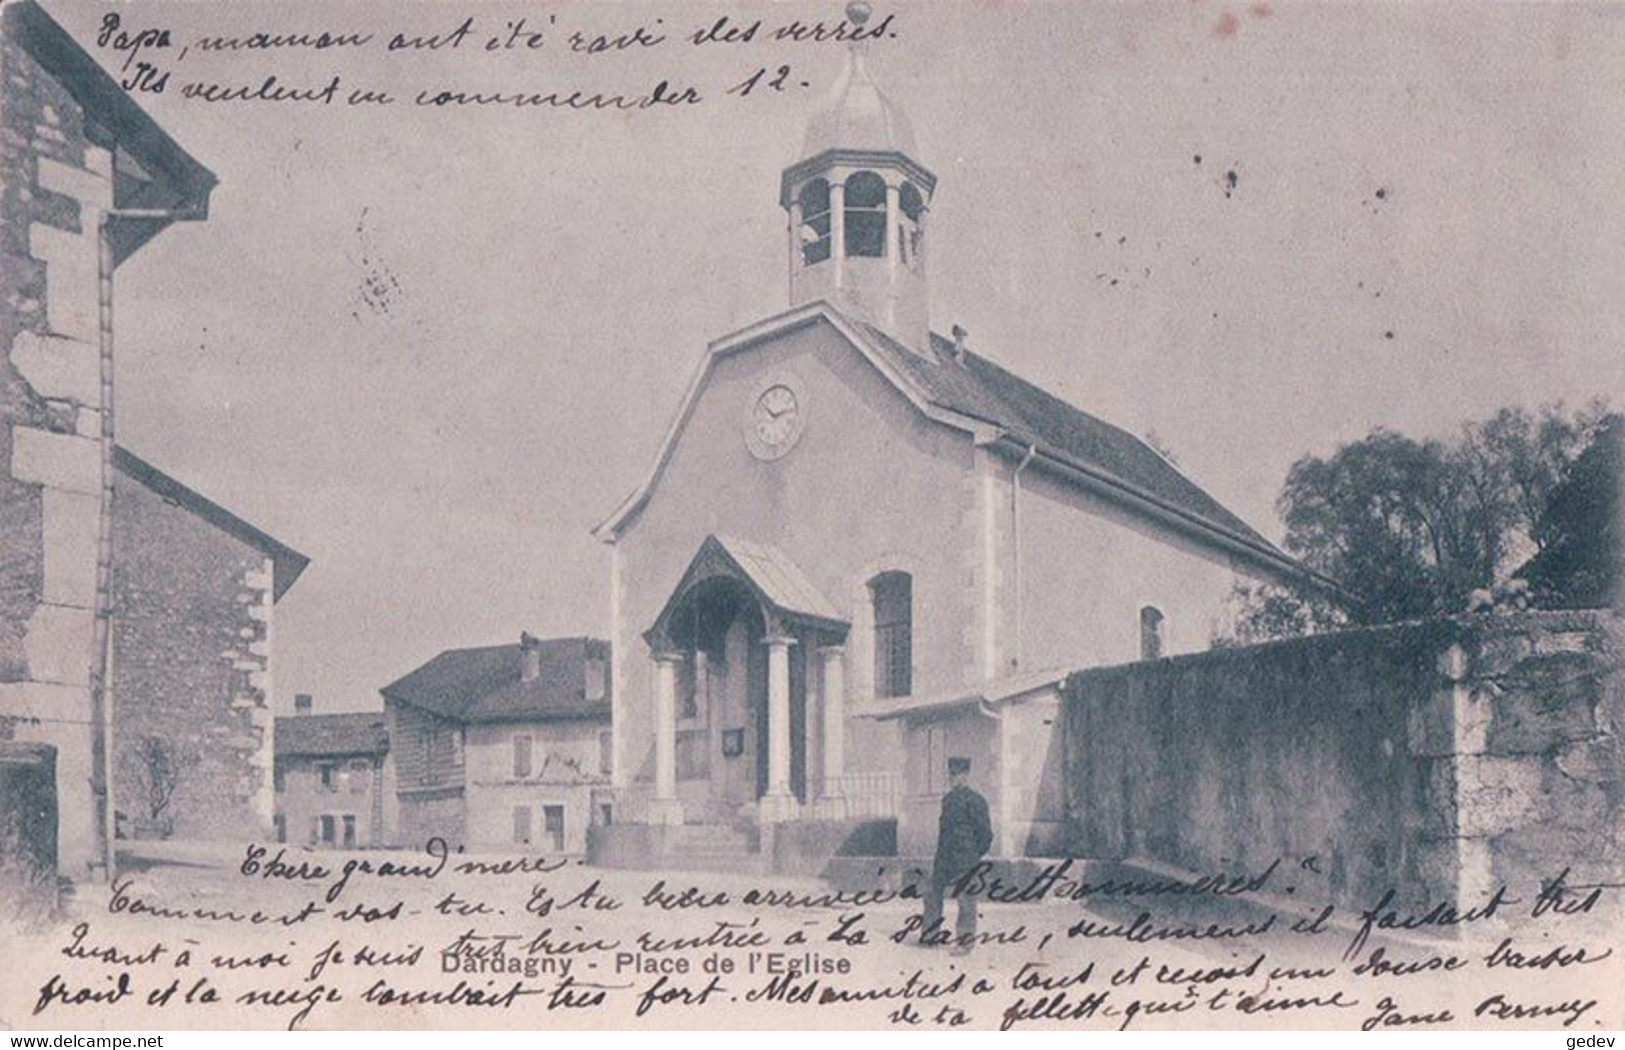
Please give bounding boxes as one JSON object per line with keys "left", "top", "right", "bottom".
{"left": 89, "top": 206, "right": 193, "bottom": 882}
{"left": 1011, "top": 443, "right": 1036, "bottom": 672}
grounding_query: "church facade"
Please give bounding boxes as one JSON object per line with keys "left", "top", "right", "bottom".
{"left": 591, "top": 5, "right": 1326, "bottom": 868}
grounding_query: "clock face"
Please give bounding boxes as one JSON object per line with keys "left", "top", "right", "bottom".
{"left": 744, "top": 375, "right": 806, "bottom": 460}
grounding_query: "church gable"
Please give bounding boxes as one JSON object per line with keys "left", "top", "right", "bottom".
{"left": 594, "top": 303, "right": 985, "bottom": 543}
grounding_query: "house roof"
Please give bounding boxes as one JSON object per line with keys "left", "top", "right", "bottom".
{"left": 595, "top": 302, "right": 1331, "bottom": 591}
{"left": 275, "top": 712, "right": 388, "bottom": 759}
{"left": 380, "top": 636, "right": 611, "bottom": 725}
{"left": 870, "top": 667, "right": 1069, "bottom": 722}
{"left": 113, "top": 446, "right": 310, "bottom": 600}
{"left": 5, "top": 2, "right": 216, "bottom": 261}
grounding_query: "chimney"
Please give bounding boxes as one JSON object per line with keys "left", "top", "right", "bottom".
{"left": 951, "top": 324, "right": 968, "bottom": 363}
{"left": 294, "top": 693, "right": 313, "bottom": 714}
{"left": 520, "top": 633, "right": 541, "bottom": 682}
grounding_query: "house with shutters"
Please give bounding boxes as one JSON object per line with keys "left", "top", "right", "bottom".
{"left": 273, "top": 703, "right": 391, "bottom": 850}
{"left": 381, "top": 634, "right": 611, "bottom": 854}
{"left": 589, "top": 2, "right": 1334, "bottom": 870}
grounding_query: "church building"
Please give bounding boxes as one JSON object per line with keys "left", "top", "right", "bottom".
{"left": 590, "top": 3, "right": 1326, "bottom": 870}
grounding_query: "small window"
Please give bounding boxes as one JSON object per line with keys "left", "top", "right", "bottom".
{"left": 1140, "top": 606, "right": 1165, "bottom": 661}
{"left": 342, "top": 814, "right": 358, "bottom": 849}
{"left": 585, "top": 657, "right": 607, "bottom": 701}
{"left": 513, "top": 805, "right": 532, "bottom": 845}
{"left": 872, "top": 571, "right": 913, "bottom": 699}
{"left": 273, "top": 813, "right": 286, "bottom": 843}
{"left": 598, "top": 803, "right": 614, "bottom": 827}
{"left": 513, "top": 734, "right": 533, "bottom": 779}
{"left": 319, "top": 814, "right": 336, "bottom": 846}
{"left": 543, "top": 805, "right": 565, "bottom": 852}
{"left": 844, "top": 171, "right": 887, "bottom": 258}
{"left": 799, "top": 178, "right": 832, "bottom": 266}
{"left": 598, "top": 730, "right": 613, "bottom": 776}
{"left": 319, "top": 763, "right": 337, "bottom": 792}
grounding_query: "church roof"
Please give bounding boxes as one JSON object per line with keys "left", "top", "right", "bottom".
{"left": 594, "top": 302, "right": 1328, "bottom": 591}
{"left": 860, "top": 324, "right": 1274, "bottom": 549}
{"left": 380, "top": 636, "right": 610, "bottom": 725}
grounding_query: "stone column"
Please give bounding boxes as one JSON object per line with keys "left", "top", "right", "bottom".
{"left": 650, "top": 651, "right": 684, "bottom": 825}
{"left": 885, "top": 180, "right": 901, "bottom": 270}
{"left": 787, "top": 197, "right": 804, "bottom": 285}
{"left": 830, "top": 179, "right": 847, "bottom": 288}
{"left": 759, "top": 634, "right": 797, "bottom": 823}
{"left": 816, "top": 645, "right": 847, "bottom": 819}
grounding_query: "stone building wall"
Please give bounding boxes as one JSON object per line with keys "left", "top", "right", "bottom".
{"left": 110, "top": 471, "right": 276, "bottom": 841}
{"left": 1062, "top": 611, "right": 1624, "bottom": 915}
{"left": 1, "top": 21, "right": 117, "bottom": 879}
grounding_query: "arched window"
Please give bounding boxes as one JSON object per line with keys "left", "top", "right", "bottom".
{"left": 844, "top": 171, "right": 887, "bottom": 258}
{"left": 899, "top": 182, "right": 925, "bottom": 269}
{"left": 798, "top": 179, "right": 831, "bottom": 266}
{"left": 871, "top": 571, "right": 913, "bottom": 698}
{"left": 1139, "top": 605, "right": 1165, "bottom": 661}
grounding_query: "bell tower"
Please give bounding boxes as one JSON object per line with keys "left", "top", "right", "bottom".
{"left": 781, "top": 1, "right": 937, "bottom": 356}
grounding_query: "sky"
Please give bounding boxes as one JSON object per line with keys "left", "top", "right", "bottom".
{"left": 44, "top": 0, "right": 1625, "bottom": 712}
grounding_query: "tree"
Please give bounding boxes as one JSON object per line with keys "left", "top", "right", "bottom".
{"left": 1516, "top": 415, "right": 1623, "bottom": 609}
{"left": 1218, "top": 401, "right": 1614, "bottom": 644}
{"left": 130, "top": 735, "right": 194, "bottom": 833}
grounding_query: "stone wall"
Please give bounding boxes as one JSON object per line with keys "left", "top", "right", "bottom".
{"left": 110, "top": 472, "right": 277, "bottom": 840}
{"left": 1, "top": 22, "right": 117, "bottom": 879}
{"left": 1062, "top": 611, "right": 1623, "bottom": 914}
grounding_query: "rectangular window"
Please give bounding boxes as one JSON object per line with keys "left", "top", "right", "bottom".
{"left": 342, "top": 814, "right": 357, "bottom": 849}
{"left": 513, "top": 734, "right": 533, "bottom": 779}
{"left": 873, "top": 572, "right": 913, "bottom": 699}
{"left": 543, "top": 805, "right": 565, "bottom": 852}
{"left": 273, "top": 813, "right": 286, "bottom": 843}
{"left": 319, "top": 763, "right": 337, "bottom": 792}
{"left": 513, "top": 805, "right": 532, "bottom": 845}
{"left": 599, "top": 730, "right": 613, "bottom": 776}
{"left": 319, "top": 814, "right": 336, "bottom": 846}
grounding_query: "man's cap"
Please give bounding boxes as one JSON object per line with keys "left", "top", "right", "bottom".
{"left": 948, "top": 757, "right": 971, "bottom": 775}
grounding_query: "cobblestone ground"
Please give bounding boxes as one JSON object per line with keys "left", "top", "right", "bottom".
{"left": 0, "top": 843, "right": 1619, "bottom": 1031}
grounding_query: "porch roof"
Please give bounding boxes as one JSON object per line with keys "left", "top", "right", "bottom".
{"left": 647, "top": 534, "right": 848, "bottom": 648}
{"left": 711, "top": 534, "right": 844, "bottom": 625}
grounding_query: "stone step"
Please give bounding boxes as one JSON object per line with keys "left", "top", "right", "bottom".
{"left": 652, "top": 851, "right": 771, "bottom": 877}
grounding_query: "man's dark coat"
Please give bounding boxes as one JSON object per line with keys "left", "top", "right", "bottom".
{"left": 932, "top": 783, "right": 993, "bottom": 884}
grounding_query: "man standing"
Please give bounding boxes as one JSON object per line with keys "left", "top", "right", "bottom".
{"left": 921, "top": 756, "right": 993, "bottom": 954}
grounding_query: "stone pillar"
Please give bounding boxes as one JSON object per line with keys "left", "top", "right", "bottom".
{"left": 650, "top": 651, "right": 683, "bottom": 825}
{"left": 830, "top": 179, "right": 847, "bottom": 289}
{"left": 787, "top": 197, "right": 803, "bottom": 289}
{"left": 759, "top": 635, "right": 797, "bottom": 823}
{"left": 816, "top": 646, "right": 847, "bottom": 819}
{"left": 885, "top": 180, "right": 901, "bottom": 271}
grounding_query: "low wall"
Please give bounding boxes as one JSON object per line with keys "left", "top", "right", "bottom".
{"left": 1063, "top": 611, "right": 1623, "bottom": 914}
